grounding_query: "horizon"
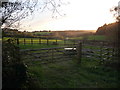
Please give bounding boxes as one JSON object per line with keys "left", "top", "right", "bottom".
{"left": 18, "top": 29, "right": 96, "bottom": 32}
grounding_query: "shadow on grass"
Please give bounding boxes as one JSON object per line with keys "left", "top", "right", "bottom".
{"left": 26, "top": 57, "right": 119, "bottom": 88}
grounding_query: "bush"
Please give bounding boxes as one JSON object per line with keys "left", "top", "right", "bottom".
{"left": 2, "top": 39, "right": 28, "bottom": 88}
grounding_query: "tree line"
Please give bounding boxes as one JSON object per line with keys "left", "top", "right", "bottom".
{"left": 96, "top": 22, "right": 119, "bottom": 41}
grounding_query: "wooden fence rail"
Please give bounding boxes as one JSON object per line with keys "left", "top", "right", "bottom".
{"left": 19, "top": 40, "right": 117, "bottom": 65}
{"left": 82, "top": 43, "right": 117, "bottom": 65}
{"left": 15, "top": 38, "right": 116, "bottom": 46}
{"left": 15, "top": 38, "right": 79, "bottom": 45}
{"left": 20, "top": 44, "right": 82, "bottom": 65}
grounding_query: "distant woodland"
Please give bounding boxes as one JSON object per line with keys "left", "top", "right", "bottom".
{"left": 2, "top": 28, "right": 95, "bottom": 39}
{"left": 3, "top": 21, "right": 120, "bottom": 42}
{"left": 96, "top": 22, "right": 119, "bottom": 41}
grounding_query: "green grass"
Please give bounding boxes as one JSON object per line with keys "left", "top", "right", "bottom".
{"left": 3, "top": 37, "right": 63, "bottom": 44}
{"left": 87, "top": 35, "right": 106, "bottom": 40}
{"left": 3, "top": 37, "right": 73, "bottom": 45}
{"left": 83, "top": 45, "right": 101, "bottom": 49}
{"left": 3, "top": 35, "right": 119, "bottom": 88}
{"left": 18, "top": 44, "right": 61, "bottom": 49}
{"left": 66, "top": 35, "right": 106, "bottom": 41}
{"left": 33, "top": 32, "right": 52, "bottom": 35}
{"left": 2, "top": 35, "right": 107, "bottom": 50}
{"left": 26, "top": 57, "right": 119, "bottom": 88}
{"left": 3, "top": 37, "right": 74, "bottom": 49}
{"left": 68, "top": 37, "right": 83, "bottom": 40}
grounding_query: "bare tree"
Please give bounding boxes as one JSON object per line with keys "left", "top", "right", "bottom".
{"left": 0, "top": 0, "right": 66, "bottom": 29}
{"left": 110, "top": 2, "right": 120, "bottom": 22}
{"left": 0, "top": 0, "right": 67, "bottom": 88}
{"left": 0, "top": 0, "right": 36, "bottom": 27}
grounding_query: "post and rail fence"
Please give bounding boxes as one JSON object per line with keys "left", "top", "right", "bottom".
{"left": 17, "top": 38, "right": 118, "bottom": 65}
{"left": 20, "top": 43, "right": 82, "bottom": 65}
{"left": 15, "top": 38, "right": 75, "bottom": 46}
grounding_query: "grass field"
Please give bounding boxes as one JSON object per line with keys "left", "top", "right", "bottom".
{"left": 3, "top": 35, "right": 106, "bottom": 49}
{"left": 67, "top": 35, "right": 106, "bottom": 41}
{"left": 3, "top": 37, "right": 63, "bottom": 44}
{"left": 26, "top": 57, "right": 119, "bottom": 88}
{"left": 3, "top": 37, "right": 74, "bottom": 49}
{"left": 3, "top": 34, "right": 119, "bottom": 88}
{"left": 3, "top": 35, "right": 106, "bottom": 42}
{"left": 87, "top": 35, "right": 106, "bottom": 40}
{"left": 3, "top": 35, "right": 119, "bottom": 88}
{"left": 18, "top": 44, "right": 61, "bottom": 49}
{"left": 3, "top": 37, "right": 73, "bottom": 44}
{"left": 33, "top": 32, "right": 52, "bottom": 35}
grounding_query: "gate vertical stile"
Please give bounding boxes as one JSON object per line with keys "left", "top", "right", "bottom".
{"left": 77, "top": 42, "right": 82, "bottom": 64}
{"left": 99, "top": 41, "right": 103, "bottom": 65}
{"left": 17, "top": 38, "right": 19, "bottom": 45}
{"left": 52, "top": 49, "right": 54, "bottom": 62}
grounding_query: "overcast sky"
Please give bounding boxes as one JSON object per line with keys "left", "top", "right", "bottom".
{"left": 19, "top": 0, "right": 120, "bottom": 31}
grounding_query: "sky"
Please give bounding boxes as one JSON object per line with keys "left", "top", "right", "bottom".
{"left": 19, "top": 0, "right": 120, "bottom": 31}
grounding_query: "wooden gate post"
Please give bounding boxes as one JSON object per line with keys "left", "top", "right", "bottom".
{"left": 16, "top": 38, "right": 19, "bottom": 45}
{"left": 77, "top": 42, "right": 82, "bottom": 64}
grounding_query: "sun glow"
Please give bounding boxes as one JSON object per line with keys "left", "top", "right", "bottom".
{"left": 21, "top": 0, "right": 119, "bottom": 31}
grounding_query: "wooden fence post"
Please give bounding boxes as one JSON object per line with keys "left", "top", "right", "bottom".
{"left": 64, "top": 39, "right": 66, "bottom": 45}
{"left": 24, "top": 38, "right": 26, "bottom": 45}
{"left": 77, "top": 42, "right": 82, "bottom": 64}
{"left": 56, "top": 39, "right": 57, "bottom": 44}
{"left": 31, "top": 38, "right": 33, "bottom": 44}
{"left": 47, "top": 38, "right": 49, "bottom": 45}
{"left": 39, "top": 38, "right": 41, "bottom": 44}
